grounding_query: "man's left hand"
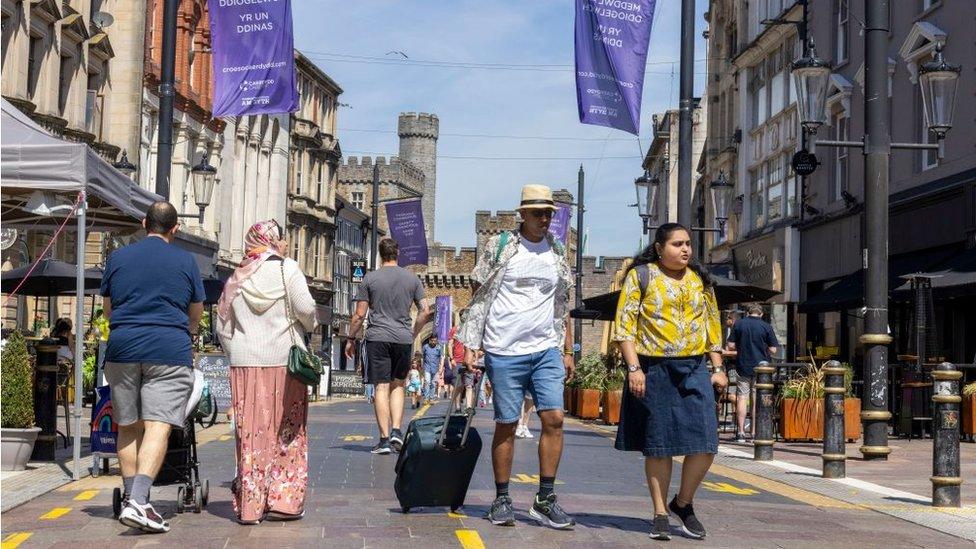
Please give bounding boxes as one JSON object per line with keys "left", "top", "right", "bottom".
{"left": 711, "top": 369, "right": 729, "bottom": 390}
{"left": 563, "top": 353, "right": 575, "bottom": 382}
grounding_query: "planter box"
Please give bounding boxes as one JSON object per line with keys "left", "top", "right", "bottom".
{"left": 962, "top": 393, "right": 976, "bottom": 439}
{"left": 1, "top": 427, "right": 41, "bottom": 471}
{"left": 577, "top": 389, "right": 601, "bottom": 420}
{"left": 779, "top": 398, "right": 862, "bottom": 442}
{"left": 601, "top": 390, "right": 621, "bottom": 425}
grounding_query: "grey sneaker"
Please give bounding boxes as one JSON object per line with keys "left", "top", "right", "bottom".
{"left": 370, "top": 440, "right": 392, "bottom": 455}
{"left": 486, "top": 495, "right": 516, "bottom": 526}
{"left": 119, "top": 500, "right": 170, "bottom": 533}
{"left": 389, "top": 429, "right": 404, "bottom": 452}
{"left": 669, "top": 496, "right": 705, "bottom": 539}
{"left": 529, "top": 494, "right": 575, "bottom": 530}
{"left": 649, "top": 514, "right": 671, "bottom": 540}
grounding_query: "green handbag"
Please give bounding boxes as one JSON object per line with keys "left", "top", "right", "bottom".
{"left": 281, "top": 262, "right": 323, "bottom": 386}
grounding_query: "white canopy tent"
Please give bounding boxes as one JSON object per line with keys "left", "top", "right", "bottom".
{"left": 1, "top": 98, "right": 160, "bottom": 480}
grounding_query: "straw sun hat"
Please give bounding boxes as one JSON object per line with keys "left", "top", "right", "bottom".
{"left": 518, "top": 184, "right": 558, "bottom": 210}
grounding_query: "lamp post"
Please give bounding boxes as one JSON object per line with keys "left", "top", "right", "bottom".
{"left": 177, "top": 154, "right": 217, "bottom": 224}
{"left": 634, "top": 170, "right": 731, "bottom": 238}
{"left": 793, "top": 0, "right": 960, "bottom": 460}
{"left": 112, "top": 150, "right": 137, "bottom": 177}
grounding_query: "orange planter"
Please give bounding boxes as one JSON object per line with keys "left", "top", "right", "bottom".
{"left": 601, "top": 390, "right": 621, "bottom": 425}
{"left": 568, "top": 388, "right": 579, "bottom": 416}
{"left": 962, "top": 393, "right": 976, "bottom": 438}
{"left": 779, "top": 398, "right": 862, "bottom": 442}
{"left": 576, "top": 389, "right": 601, "bottom": 419}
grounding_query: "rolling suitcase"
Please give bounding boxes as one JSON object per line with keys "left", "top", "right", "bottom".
{"left": 394, "top": 373, "right": 485, "bottom": 513}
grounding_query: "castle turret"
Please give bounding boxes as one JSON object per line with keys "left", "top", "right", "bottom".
{"left": 398, "top": 112, "right": 439, "bottom": 244}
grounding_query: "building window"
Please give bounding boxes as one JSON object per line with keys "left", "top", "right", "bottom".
{"left": 316, "top": 162, "right": 324, "bottom": 202}
{"left": 767, "top": 158, "right": 783, "bottom": 222}
{"left": 750, "top": 64, "right": 767, "bottom": 129}
{"left": 770, "top": 51, "right": 785, "bottom": 116}
{"left": 832, "top": 114, "right": 850, "bottom": 201}
{"left": 311, "top": 233, "right": 320, "bottom": 277}
{"left": 290, "top": 226, "right": 300, "bottom": 260}
{"left": 750, "top": 168, "right": 765, "bottom": 229}
{"left": 784, "top": 153, "right": 798, "bottom": 218}
{"left": 58, "top": 55, "right": 72, "bottom": 114}
{"left": 835, "top": 0, "right": 849, "bottom": 66}
{"left": 921, "top": 0, "right": 940, "bottom": 12}
{"left": 351, "top": 192, "right": 365, "bottom": 211}
{"left": 916, "top": 88, "right": 938, "bottom": 171}
{"left": 294, "top": 150, "right": 303, "bottom": 195}
{"left": 27, "top": 35, "right": 42, "bottom": 98}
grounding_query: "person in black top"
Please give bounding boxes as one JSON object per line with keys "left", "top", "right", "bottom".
{"left": 727, "top": 304, "right": 779, "bottom": 442}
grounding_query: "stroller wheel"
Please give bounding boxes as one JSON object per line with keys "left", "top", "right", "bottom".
{"left": 201, "top": 479, "right": 210, "bottom": 506}
{"left": 193, "top": 484, "right": 203, "bottom": 513}
{"left": 176, "top": 486, "right": 186, "bottom": 514}
{"left": 112, "top": 487, "right": 122, "bottom": 518}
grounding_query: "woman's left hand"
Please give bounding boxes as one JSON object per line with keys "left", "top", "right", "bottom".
{"left": 711, "top": 369, "right": 728, "bottom": 390}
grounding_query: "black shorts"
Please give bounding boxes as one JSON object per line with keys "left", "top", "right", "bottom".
{"left": 365, "top": 341, "right": 412, "bottom": 384}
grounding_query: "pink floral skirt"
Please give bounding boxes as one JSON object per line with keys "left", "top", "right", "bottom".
{"left": 230, "top": 366, "right": 308, "bottom": 521}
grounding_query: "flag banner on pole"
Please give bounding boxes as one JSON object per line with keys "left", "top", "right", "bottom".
{"left": 434, "top": 295, "right": 452, "bottom": 343}
{"left": 574, "top": 0, "right": 656, "bottom": 135}
{"left": 208, "top": 0, "right": 299, "bottom": 117}
{"left": 384, "top": 200, "right": 429, "bottom": 267}
{"left": 549, "top": 203, "right": 572, "bottom": 245}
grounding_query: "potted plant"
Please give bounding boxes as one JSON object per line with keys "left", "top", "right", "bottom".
{"left": 574, "top": 353, "right": 605, "bottom": 420}
{"left": 962, "top": 382, "right": 976, "bottom": 442}
{"left": 82, "top": 352, "right": 97, "bottom": 406}
{"left": 601, "top": 366, "right": 624, "bottom": 425}
{"left": 1, "top": 332, "right": 40, "bottom": 471}
{"left": 778, "top": 362, "right": 861, "bottom": 442}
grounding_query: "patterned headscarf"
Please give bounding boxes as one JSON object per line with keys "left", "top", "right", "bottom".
{"left": 216, "top": 220, "right": 285, "bottom": 320}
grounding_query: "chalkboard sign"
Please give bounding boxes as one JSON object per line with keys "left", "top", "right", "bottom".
{"left": 329, "top": 369, "right": 365, "bottom": 396}
{"left": 196, "top": 352, "right": 232, "bottom": 411}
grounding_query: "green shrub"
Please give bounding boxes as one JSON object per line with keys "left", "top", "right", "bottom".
{"left": 82, "top": 353, "right": 96, "bottom": 391}
{"left": 603, "top": 367, "right": 625, "bottom": 391}
{"left": 779, "top": 362, "right": 854, "bottom": 402}
{"left": 1, "top": 332, "right": 35, "bottom": 429}
{"left": 574, "top": 353, "right": 607, "bottom": 390}
{"left": 964, "top": 382, "right": 976, "bottom": 397}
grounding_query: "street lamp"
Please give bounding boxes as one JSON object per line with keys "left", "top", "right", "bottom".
{"left": 792, "top": 40, "right": 832, "bottom": 134}
{"left": 918, "top": 45, "right": 961, "bottom": 140}
{"left": 634, "top": 172, "right": 659, "bottom": 234}
{"left": 112, "top": 150, "right": 137, "bottom": 177}
{"left": 709, "top": 171, "right": 734, "bottom": 237}
{"left": 178, "top": 154, "right": 217, "bottom": 224}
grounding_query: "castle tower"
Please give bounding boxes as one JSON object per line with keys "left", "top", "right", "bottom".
{"left": 397, "top": 112, "right": 439, "bottom": 244}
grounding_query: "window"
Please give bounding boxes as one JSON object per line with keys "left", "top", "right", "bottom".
{"left": 750, "top": 168, "right": 765, "bottom": 229}
{"left": 916, "top": 89, "right": 937, "bottom": 170}
{"left": 784, "top": 153, "right": 798, "bottom": 218}
{"left": 294, "top": 150, "right": 303, "bottom": 195}
{"left": 921, "top": 0, "right": 940, "bottom": 12}
{"left": 767, "top": 159, "right": 783, "bottom": 222}
{"left": 290, "top": 226, "right": 300, "bottom": 260}
{"left": 311, "top": 234, "right": 320, "bottom": 277}
{"left": 58, "top": 55, "right": 72, "bottom": 113}
{"left": 27, "top": 35, "right": 42, "bottom": 98}
{"left": 770, "top": 52, "right": 785, "bottom": 116}
{"left": 749, "top": 64, "right": 766, "bottom": 129}
{"left": 832, "top": 114, "right": 850, "bottom": 201}
{"left": 316, "top": 163, "right": 324, "bottom": 202}
{"left": 835, "top": 0, "right": 849, "bottom": 65}
{"left": 351, "top": 192, "right": 365, "bottom": 211}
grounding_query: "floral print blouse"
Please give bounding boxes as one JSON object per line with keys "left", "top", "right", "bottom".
{"left": 613, "top": 263, "right": 722, "bottom": 357}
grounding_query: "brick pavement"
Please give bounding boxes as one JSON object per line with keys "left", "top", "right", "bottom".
{"left": 2, "top": 397, "right": 973, "bottom": 548}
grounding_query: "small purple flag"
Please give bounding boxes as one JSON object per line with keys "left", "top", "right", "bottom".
{"left": 434, "top": 296, "right": 452, "bottom": 343}
{"left": 549, "top": 203, "right": 572, "bottom": 245}
{"left": 574, "top": 0, "right": 656, "bottom": 135}
{"left": 207, "top": 0, "right": 299, "bottom": 117}
{"left": 384, "top": 200, "right": 429, "bottom": 267}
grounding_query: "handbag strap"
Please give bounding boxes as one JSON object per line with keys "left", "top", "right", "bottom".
{"left": 279, "top": 261, "right": 299, "bottom": 348}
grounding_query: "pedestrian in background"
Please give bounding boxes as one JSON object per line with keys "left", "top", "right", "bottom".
{"left": 406, "top": 355, "right": 424, "bottom": 409}
{"left": 216, "top": 220, "right": 318, "bottom": 524}
{"left": 421, "top": 334, "right": 443, "bottom": 404}
{"left": 459, "top": 184, "right": 576, "bottom": 530}
{"left": 346, "top": 238, "right": 432, "bottom": 455}
{"left": 101, "top": 201, "right": 205, "bottom": 534}
{"left": 727, "top": 304, "right": 779, "bottom": 442}
{"left": 613, "top": 222, "right": 727, "bottom": 541}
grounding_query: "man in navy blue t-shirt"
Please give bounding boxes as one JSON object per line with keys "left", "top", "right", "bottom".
{"left": 101, "top": 201, "right": 205, "bottom": 533}
{"left": 727, "top": 304, "right": 779, "bottom": 442}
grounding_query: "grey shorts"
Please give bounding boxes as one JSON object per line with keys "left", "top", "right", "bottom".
{"left": 104, "top": 362, "right": 195, "bottom": 427}
{"left": 736, "top": 375, "right": 754, "bottom": 397}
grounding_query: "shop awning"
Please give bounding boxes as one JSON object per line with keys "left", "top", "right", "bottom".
{"left": 894, "top": 247, "right": 976, "bottom": 297}
{"left": 799, "top": 246, "right": 960, "bottom": 313}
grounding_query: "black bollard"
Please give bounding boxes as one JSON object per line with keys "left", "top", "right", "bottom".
{"left": 930, "top": 362, "right": 962, "bottom": 507}
{"left": 822, "top": 361, "right": 847, "bottom": 478}
{"left": 754, "top": 362, "right": 776, "bottom": 461}
{"left": 31, "top": 338, "right": 60, "bottom": 461}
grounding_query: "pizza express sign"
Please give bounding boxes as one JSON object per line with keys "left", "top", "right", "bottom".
{"left": 733, "top": 235, "right": 782, "bottom": 290}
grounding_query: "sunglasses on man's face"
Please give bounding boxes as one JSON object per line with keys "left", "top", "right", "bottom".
{"left": 526, "top": 209, "right": 554, "bottom": 219}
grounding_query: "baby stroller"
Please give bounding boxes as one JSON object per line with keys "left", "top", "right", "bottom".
{"left": 112, "top": 369, "right": 211, "bottom": 516}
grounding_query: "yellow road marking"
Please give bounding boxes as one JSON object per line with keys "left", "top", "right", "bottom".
{"left": 342, "top": 435, "right": 373, "bottom": 442}
{"left": 218, "top": 434, "right": 232, "bottom": 441}
{"left": 455, "top": 529, "right": 485, "bottom": 549}
{"left": 1, "top": 533, "right": 32, "bottom": 549}
{"left": 73, "top": 490, "right": 99, "bottom": 501}
{"left": 448, "top": 510, "right": 467, "bottom": 518}
{"left": 40, "top": 507, "right": 71, "bottom": 519}
{"left": 701, "top": 481, "right": 759, "bottom": 495}
{"left": 510, "top": 473, "right": 564, "bottom": 485}
{"left": 413, "top": 402, "right": 433, "bottom": 419}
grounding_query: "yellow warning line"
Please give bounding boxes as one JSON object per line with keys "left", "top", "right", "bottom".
{"left": 40, "top": 507, "right": 71, "bottom": 519}
{"left": 1, "top": 533, "right": 32, "bottom": 549}
{"left": 73, "top": 490, "right": 99, "bottom": 501}
{"left": 448, "top": 510, "right": 467, "bottom": 519}
{"left": 413, "top": 402, "right": 433, "bottom": 420}
{"left": 455, "top": 529, "right": 485, "bottom": 549}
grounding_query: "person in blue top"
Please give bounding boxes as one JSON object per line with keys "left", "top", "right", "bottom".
{"left": 421, "top": 334, "right": 444, "bottom": 404}
{"left": 100, "top": 201, "right": 205, "bottom": 534}
{"left": 726, "top": 304, "right": 779, "bottom": 442}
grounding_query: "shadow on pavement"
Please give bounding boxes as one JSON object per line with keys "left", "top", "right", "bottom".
{"left": 572, "top": 512, "right": 650, "bottom": 533}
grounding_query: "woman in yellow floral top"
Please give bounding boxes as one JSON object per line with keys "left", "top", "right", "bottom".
{"left": 612, "top": 223, "right": 727, "bottom": 541}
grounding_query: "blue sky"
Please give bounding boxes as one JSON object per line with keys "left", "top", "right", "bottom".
{"left": 293, "top": 0, "right": 708, "bottom": 258}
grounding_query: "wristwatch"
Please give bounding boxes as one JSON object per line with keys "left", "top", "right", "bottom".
{"left": 627, "top": 364, "right": 640, "bottom": 373}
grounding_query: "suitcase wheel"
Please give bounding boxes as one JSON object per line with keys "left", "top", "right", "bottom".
{"left": 401, "top": 507, "right": 410, "bottom": 514}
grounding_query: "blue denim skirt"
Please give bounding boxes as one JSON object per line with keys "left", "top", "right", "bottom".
{"left": 614, "top": 355, "right": 718, "bottom": 457}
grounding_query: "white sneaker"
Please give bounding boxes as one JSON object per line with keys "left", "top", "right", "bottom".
{"left": 119, "top": 500, "right": 170, "bottom": 533}
{"left": 522, "top": 428, "right": 534, "bottom": 439}
{"left": 515, "top": 426, "right": 527, "bottom": 438}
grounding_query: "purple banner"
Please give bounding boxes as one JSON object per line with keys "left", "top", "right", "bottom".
{"left": 574, "top": 0, "right": 656, "bottom": 135}
{"left": 549, "top": 204, "right": 572, "bottom": 245}
{"left": 207, "top": 0, "right": 298, "bottom": 117}
{"left": 385, "top": 200, "right": 429, "bottom": 267}
{"left": 434, "top": 295, "right": 452, "bottom": 343}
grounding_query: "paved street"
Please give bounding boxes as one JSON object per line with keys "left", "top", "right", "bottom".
{"left": 1, "top": 397, "right": 972, "bottom": 548}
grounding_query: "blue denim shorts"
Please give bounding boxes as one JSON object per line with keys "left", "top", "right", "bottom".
{"left": 484, "top": 347, "right": 565, "bottom": 424}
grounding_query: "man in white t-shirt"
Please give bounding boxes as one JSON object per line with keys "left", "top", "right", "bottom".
{"left": 458, "top": 184, "right": 576, "bottom": 530}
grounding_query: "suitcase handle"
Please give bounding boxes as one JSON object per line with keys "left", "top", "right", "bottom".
{"left": 437, "top": 363, "right": 488, "bottom": 449}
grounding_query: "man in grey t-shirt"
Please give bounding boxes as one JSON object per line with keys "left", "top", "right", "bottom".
{"left": 346, "top": 238, "right": 431, "bottom": 454}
